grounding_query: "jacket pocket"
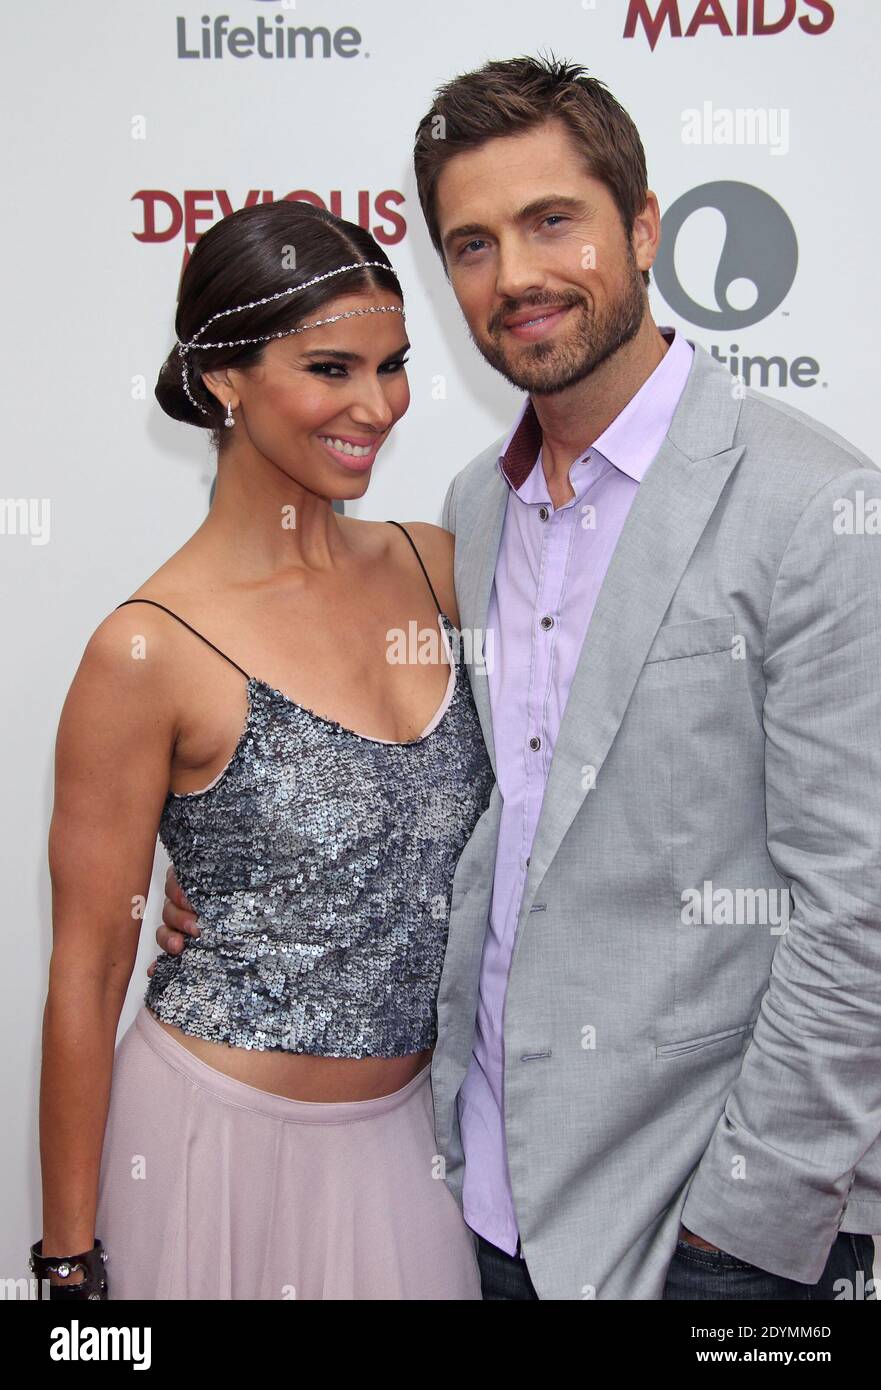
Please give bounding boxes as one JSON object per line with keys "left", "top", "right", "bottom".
{"left": 656, "top": 1020, "right": 754, "bottom": 1059}
{"left": 644, "top": 614, "right": 735, "bottom": 664}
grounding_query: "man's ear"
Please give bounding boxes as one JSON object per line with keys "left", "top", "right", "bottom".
{"left": 632, "top": 191, "right": 661, "bottom": 275}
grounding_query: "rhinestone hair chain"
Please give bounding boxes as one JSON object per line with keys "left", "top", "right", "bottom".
{"left": 174, "top": 261, "right": 404, "bottom": 417}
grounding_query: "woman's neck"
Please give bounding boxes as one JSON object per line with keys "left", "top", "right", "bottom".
{"left": 196, "top": 445, "right": 356, "bottom": 582}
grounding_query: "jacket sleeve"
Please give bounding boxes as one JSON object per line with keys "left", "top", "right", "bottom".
{"left": 680, "top": 465, "right": 881, "bottom": 1283}
{"left": 441, "top": 471, "right": 459, "bottom": 535}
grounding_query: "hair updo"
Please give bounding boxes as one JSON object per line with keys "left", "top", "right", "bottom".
{"left": 155, "top": 201, "right": 402, "bottom": 450}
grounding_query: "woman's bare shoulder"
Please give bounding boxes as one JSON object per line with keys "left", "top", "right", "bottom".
{"left": 398, "top": 520, "right": 454, "bottom": 545}
{"left": 71, "top": 539, "right": 210, "bottom": 717}
{"left": 69, "top": 602, "right": 179, "bottom": 718}
{"left": 396, "top": 521, "right": 457, "bottom": 625}
{"left": 397, "top": 520, "right": 455, "bottom": 564}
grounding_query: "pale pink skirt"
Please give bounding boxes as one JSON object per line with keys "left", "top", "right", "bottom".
{"left": 95, "top": 1005, "right": 481, "bottom": 1300}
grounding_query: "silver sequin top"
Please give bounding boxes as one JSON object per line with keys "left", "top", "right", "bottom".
{"left": 119, "top": 527, "right": 494, "bottom": 1058}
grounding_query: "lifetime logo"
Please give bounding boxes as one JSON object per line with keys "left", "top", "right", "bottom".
{"left": 176, "top": 14, "right": 364, "bottom": 60}
{"left": 624, "top": 0, "right": 834, "bottom": 51}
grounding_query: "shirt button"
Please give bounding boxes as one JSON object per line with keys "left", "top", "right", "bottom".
{"left": 538, "top": 506, "right": 549, "bottom": 521}
{"left": 529, "top": 736, "right": 541, "bottom": 751}
{"left": 540, "top": 615, "right": 554, "bottom": 631}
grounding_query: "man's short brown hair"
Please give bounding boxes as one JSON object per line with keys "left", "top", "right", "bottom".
{"left": 413, "top": 53, "right": 651, "bottom": 286}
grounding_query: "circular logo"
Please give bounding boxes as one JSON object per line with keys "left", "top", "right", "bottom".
{"left": 655, "top": 181, "right": 798, "bottom": 330}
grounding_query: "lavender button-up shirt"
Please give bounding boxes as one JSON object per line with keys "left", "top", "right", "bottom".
{"left": 458, "top": 326, "right": 695, "bottom": 1255}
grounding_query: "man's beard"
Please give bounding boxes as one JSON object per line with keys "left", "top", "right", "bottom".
{"left": 471, "top": 250, "right": 647, "bottom": 396}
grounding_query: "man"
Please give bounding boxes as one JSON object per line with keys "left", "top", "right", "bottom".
{"left": 159, "top": 55, "right": 881, "bottom": 1299}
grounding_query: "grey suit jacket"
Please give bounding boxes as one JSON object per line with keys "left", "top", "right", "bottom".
{"left": 430, "top": 337, "right": 881, "bottom": 1299}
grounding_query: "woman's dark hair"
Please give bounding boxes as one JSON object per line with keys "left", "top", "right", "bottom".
{"left": 155, "top": 201, "right": 402, "bottom": 449}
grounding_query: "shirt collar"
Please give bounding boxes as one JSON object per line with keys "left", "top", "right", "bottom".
{"left": 496, "top": 326, "right": 694, "bottom": 495}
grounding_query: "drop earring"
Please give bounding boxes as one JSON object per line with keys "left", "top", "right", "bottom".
{"left": 224, "top": 401, "right": 235, "bottom": 428}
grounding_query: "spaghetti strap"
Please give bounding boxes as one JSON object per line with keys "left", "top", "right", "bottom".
{"left": 386, "top": 520, "right": 444, "bottom": 618}
{"left": 115, "top": 599, "right": 252, "bottom": 680}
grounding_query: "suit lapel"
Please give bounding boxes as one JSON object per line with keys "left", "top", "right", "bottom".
{"left": 517, "top": 434, "right": 744, "bottom": 921}
{"left": 452, "top": 341, "right": 746, "bottom": 927}
{"left": 515, "top": 341, "right": 746, "bottom": 923}
{"left": 455, "top": 461, "right": 508, "bottom": 777}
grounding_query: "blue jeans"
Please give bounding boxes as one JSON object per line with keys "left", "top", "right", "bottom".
{"left": 663, "top": 1231, "right": 877, "bottom": 1301}
{"left": 476, "top": 1235, "right": 540, "bottom": 1300}
{"left": 477, "top": 1231, "right": 877, "bottom": 1300}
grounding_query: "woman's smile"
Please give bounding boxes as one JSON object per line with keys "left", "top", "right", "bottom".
{"left": 315, "top": 431, "right": 384, "bottom": 471}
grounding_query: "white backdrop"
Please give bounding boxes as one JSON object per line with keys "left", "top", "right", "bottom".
{"left": 3, "top": 0, "right": 879, "bottom": 1282}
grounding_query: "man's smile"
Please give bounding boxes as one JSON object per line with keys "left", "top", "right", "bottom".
{"left": 502, "top": 304, "right": 573, "bottom": 342}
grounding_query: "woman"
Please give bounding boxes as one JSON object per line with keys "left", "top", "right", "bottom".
{"left": 34, "top": 200, "right": 495, "bottom": 1299}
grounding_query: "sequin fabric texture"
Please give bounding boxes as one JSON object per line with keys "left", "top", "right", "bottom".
{"left": 146, "top": 613, "right": 495, "bottom": 1057}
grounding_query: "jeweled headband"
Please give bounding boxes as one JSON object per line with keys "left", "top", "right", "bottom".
{"left": 174, "top": 261, "right": 404, "bottom": 416}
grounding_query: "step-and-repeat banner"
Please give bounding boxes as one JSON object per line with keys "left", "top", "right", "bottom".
{"left": 2, "top": 0, "right": 877, "bottom": 1271}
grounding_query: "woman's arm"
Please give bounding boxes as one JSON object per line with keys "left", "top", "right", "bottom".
{"left": 40, "top": 610, "right": 175, "bottom": 1279}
